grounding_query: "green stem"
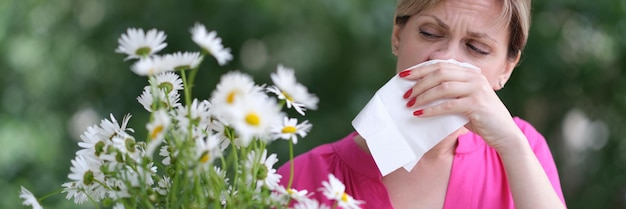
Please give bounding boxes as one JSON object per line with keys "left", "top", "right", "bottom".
{"left": 286, "top": 140, "right": 295, "bottom": 190}
{"left": 37, "top": 188, "right": 63, "bottom": 202}
{"left": 181, "top": 70, "right": 192, "bottom": 106}
{"left": 188, "top": 67, "right": 200, "bottom": 95}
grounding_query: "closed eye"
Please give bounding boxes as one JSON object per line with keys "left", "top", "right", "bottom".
{"left": 466, "top": 43, "right": 489, "bottom": 55}
{"left": 420, "top": 30, "right": 444, "bottom": 40}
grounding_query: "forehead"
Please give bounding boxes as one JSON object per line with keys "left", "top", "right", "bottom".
{"left": 423, "top": 0, "right": 509, "bottom": 37}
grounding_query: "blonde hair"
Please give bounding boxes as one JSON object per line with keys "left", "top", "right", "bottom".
{"left": 394, "top": 0, "right": 531, "bottom": 60}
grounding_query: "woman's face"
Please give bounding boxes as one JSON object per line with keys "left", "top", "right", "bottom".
{"left": 392, "top": 0, "right": 520, "bottom": 89}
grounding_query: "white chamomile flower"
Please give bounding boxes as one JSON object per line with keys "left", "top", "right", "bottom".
{"left": 110, "top": 132, "right": 141, "bottom": 162}
{"left": 271, "top": 117, "right": 312, "bottom": 144}
{"left": 246, "top": 149, "right": 281, "bottom": 190}
{"left": 116, "top": 28, "right": 167, "bottom": 60}
{"left": 294, "top": 199, "right": 331, "bottom": 209}
{"left": 113, "top": 203, "right": 125, "bottom": 209}
{"left": 146, "top": 110, "right": 171, "bottom": 157}
{"left": 195, "top": 134, "right": 222, "bottom": 166}
{"left": 137, "top": 85, "right": 181, "bottom": 112}
{"left": 155, "top": 176, "right": 171, "bottom": 195}
{"left": 228, "top": 92, "right": 283, "bottom": 146}
{"left": 163, "top": 51, "right": 203, "bottom": 70}
{"left": 97, "top": 114, "right": 133, "bottom": 141}
{"left": 151, "top": 72, "right": 183, "bottom": 94}
{"left": 19, "top": 186, "right": 42, "bottom": 209}
{"left": 211, "top": 71, "right": 257, "bottom": 108}
{"left": 67, "top": 155, "right": 102, "bottom": 186}
{"left": 63, "top": 155, "right": 106, "bottom": 204}
{"left": 159, "top": 143, "right": 175, "bottom": 166}
{"left": 320, "top": 174, "right": 363, "bottom": 209}
{"left": 275, "top": 186, "right": 311, "bottom": 203}
{"left": 175, "top": 99, "right": 212, "bottom": 132}
{"left": 266, "top": 64, "right": 319, "bottom": 116}
{"left": 131, "top": 55, "right": 171, "bottom": 76}
{"left": 77, "top": 125, "right": 108, "bottom": 159}
{"left": 190, "top": 23, "right": 233, "bottom": 66}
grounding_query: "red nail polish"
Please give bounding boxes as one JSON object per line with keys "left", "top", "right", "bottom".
{"left": 403, "top": 89, "right": 412, "bottom": 99}
{"left": 413, "top": 109, "right": 424, "bottom": 116}
{"left": 399, "top": 70, "right": 411, "bottom": 77}
{"left": 406, "top": 98, "right": 416, "bottom": 107}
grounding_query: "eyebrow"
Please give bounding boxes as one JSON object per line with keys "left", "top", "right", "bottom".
{"left": 421, "top": 14, "right": 499, "bottom": 44}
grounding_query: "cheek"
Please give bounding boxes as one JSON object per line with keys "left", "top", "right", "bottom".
{"left": 479, "top": 65, "right": 506, "bottom": 86}
{"left": 395, "top": 45, "right": 431, "bottom": 73}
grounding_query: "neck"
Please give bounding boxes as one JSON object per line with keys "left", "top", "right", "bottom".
{"left": 354, "top": 128, "right": 467, "bottom": 157}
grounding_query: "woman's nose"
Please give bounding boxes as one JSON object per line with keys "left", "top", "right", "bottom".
{"left": 429, "top": 41, "right": 462, "bottom": 61}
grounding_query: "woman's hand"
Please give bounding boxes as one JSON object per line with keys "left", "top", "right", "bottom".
{"left": 399, "top": 62, "right": 521, "bottom": 150}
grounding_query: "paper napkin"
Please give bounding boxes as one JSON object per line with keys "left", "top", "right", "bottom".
{"left": 351, "top": 59, "right": 480, "bottom": 176}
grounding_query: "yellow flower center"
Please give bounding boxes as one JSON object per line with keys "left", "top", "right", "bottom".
{"left": 282, "top": 126, "right": 297, "bottom": 134}
{"left": 157, "top": 82, "right": 174, "bottom": 93}
{"left": 199, "top": 151, "right": 210, "bottom": 163}
{"left": 135, "top": 47, "right": 152, "bottom": 56}
{"left": 226, "top": 91, "right": 237, "bottom": 104}
{"left": 245, "top": 112, "right": 260, "bottom": 126}
{"left": 341, "top": 192, "right": 349, "bottom": 202}
{"left": 282, "top": 91, "right": 294, "bottom": 102}
{"left": 150, "top": 125, "right": 164, "bottom": 140}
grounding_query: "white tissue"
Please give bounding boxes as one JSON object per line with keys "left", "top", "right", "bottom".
{"left": 351, "top": 59, "right": 480, "bottom": 176}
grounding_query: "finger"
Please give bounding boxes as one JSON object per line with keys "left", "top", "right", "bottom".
{"left": 403, "top": 67, "right": 475, "bottom": 102}
{"left": 412, "top": 96, "right": 472, "bottom": 117}
{"left": 407, "top": 81, "right": 474, "bottom": 108}
{"left": 398, "top": 62, "right": 472, "bottom": 80}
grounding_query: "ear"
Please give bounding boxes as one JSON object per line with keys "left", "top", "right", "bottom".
{"left": 497, "top": 51, "right": 521, "bottom": 90}
{"left": 391, "top": 23, "right": 404, "bottom": 56}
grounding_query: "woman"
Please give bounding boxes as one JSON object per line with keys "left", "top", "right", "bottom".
{"left": 277, "top": 0, "right": 567, "bottom": 208}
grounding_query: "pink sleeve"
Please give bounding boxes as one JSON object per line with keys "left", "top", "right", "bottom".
{"left": 514, "top": 117, "right": 567, "bottom": 205}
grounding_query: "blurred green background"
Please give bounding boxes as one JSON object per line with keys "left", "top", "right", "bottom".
{"left": 1, "top": 0, "right": 625, "bottom": 208}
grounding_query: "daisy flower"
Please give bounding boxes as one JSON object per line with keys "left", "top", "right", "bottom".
{"left": 110, "top": 132, "right": 142, "bottom": 163}
{"left": 246, "top": 149, "right": 281, "bottom": 190}
{"left": 175, "top": 99, "right": 212, "bottom": 132}
{"left": 210, "top": 71, "right": 257, "bottom": 108}
{"left": 227, "top": 92, "right": 283, "bottom": 146}
{"left": 137, "top": 85, "right": 181, "bottom": 112}
{"left": 131, "top": 55, "right": 170, "bottom": 76}
{"left": 270, "top": 117, "right": 312, "bottom": 144}
{"left": 113, "top": 203, "right": 126, "bottom": 209}
{"left": 190, "top": 23, "right": 232, "bottom": 66}
{"left": 19, "top": 186, "right": 42, "bottom": 209}
{"left": 275, "top": 186, "right": 311, "bottom": 203}
{"left": 63, "top": 155, "right": 106, "bottom": 204}
{"left": 155, "top": 176, "right": 171, "bottom": 195}
{"left": 320, "top": 174, "right": 363, "bottom": 209}
{"left": 77, "top": 125, "right": 108, "bottom": 159}
{"left": 146, "top": 110, "right": 171, "bottom": 157}
{"left": 266, "top": 64, "right": 319, "bottom": 116}
{"left": 294, "top": 199, "right": 331, "bottom": 209}
{"left": 151, "top": 72, "right": 183, "bottom": 94}
{"left": 162, "top": 51, "right": 203, "bottom": 70}
{"left": 116, "top": 28, "right": 167, "bottom": 60}
{"left": 97, "top": 114, "right": 133, "bottom": 141}
{"left": 195, "top": 134, "right": 222, "bottom": 166}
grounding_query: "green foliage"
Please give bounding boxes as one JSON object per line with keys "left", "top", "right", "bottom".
{"left": 1, "top": 0, "right": 625, "bottom": 208}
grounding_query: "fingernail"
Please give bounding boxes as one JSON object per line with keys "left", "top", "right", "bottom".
{"left": 399, "top": 70, "right": 411, "bottom": 77}
{"left": 406, "top": 98, "right": 416, "bottom": 107}
{"left": 413, "top": 109, "right": 424, "bottom": 116}
{"left": 403, "top": 89, "right": 412, "bottom": 99}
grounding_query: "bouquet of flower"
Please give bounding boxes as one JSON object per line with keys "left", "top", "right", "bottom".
{"left": 19, "top": 23, "right": 363, "bottom": 209}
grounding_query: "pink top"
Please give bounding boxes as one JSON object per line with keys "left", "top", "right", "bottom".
{"left": 277, "top": 117, "right": 566, "bottom": 208}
